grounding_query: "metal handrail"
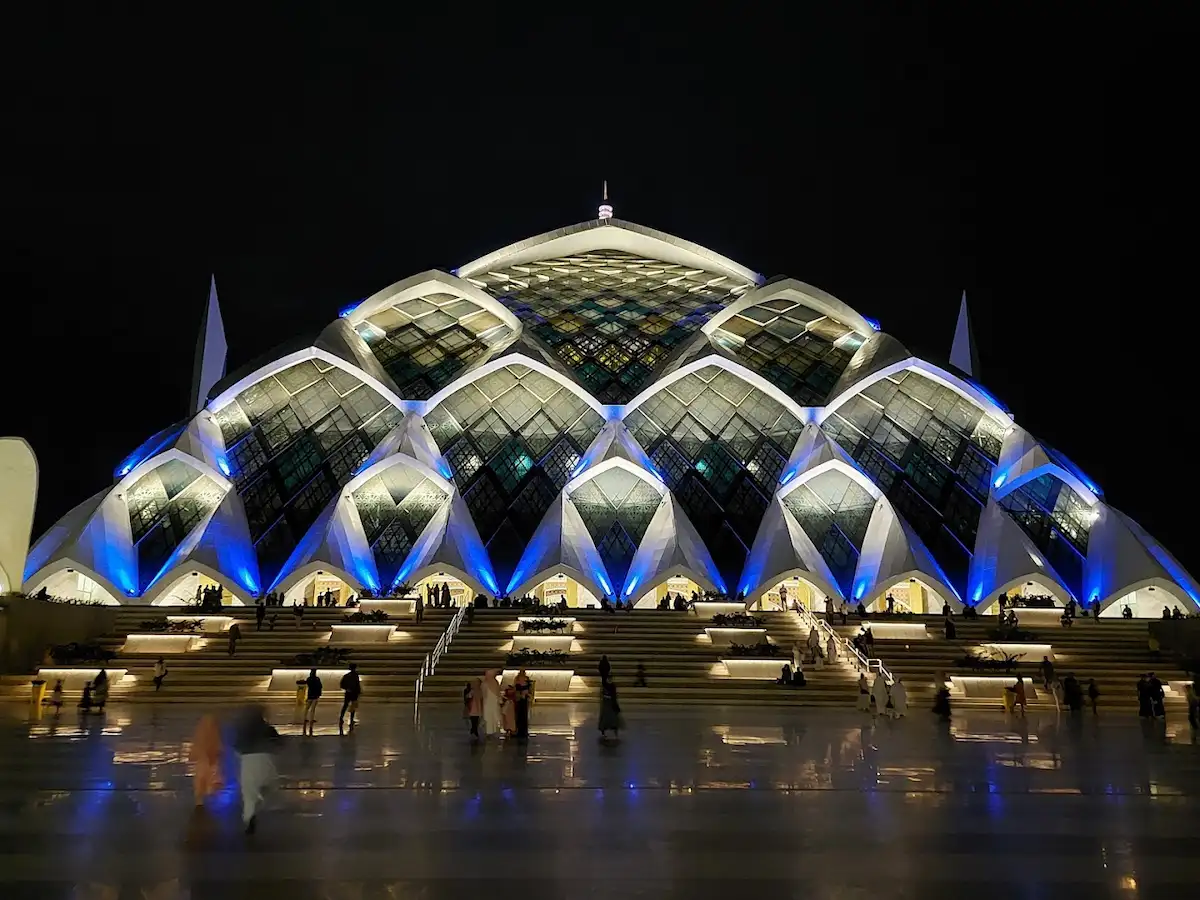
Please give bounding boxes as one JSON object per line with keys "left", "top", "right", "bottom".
{"left": 790, "top": 604, "right": 894, "bottom": 685}
{"left": 414, "top": 605, "right": 469, "bottom": 708}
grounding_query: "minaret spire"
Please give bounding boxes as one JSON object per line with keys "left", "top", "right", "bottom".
{"left": 190, "top": 274, "right": 228, "bottom": 413}
{"left": 598, "top": 180, "right": 613, "bottom": 220}
{"left": 950, "top": 290, "right": 980, "bottom": 378}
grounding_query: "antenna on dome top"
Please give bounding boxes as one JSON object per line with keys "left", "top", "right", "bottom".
{"left": 598, "top": 180, "right": 613, "bottom": 221}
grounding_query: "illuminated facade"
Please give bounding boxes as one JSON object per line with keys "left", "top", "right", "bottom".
{"left": 22, "top": 218, "right": 1199, "bottom": 617}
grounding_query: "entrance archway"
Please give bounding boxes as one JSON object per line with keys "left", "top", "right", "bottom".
{"left": 149, "top": 570, "right": 246, "bottom": 606}
{"left": 284, "top": 571, "right": 355, "bottom": 607}
{"left": 28, "top": 567, "right": 122, "bottom": 605}
{"left": 752, "top": 575, "right": 833, "bottom": 612}
{"left": 865, "top": 577, "right": 952, "bottom": 614}
{"left": 977, "top": 578, "right": 1069, "bottom": 615}
{"left": 633, "top": 575, "right": 702, "bottom": 609}
{"left": 413, "top": 572, "right": 474, "bottom": 608}
{"left": 1099, "top": 579, "right": 1197, "bottom": 618}
{"left": 521, "top": 573, "right": 601, "bottom": 608}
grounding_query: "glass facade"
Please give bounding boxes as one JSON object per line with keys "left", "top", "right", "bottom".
{"left": 623, "top": 364, "right": 806, "bottom": 587}
{"left": 354, "top": 291, "right": 514, "bottom": 400}
{"left": 820, "top": 369, "right": 1009, "bottom": 594}
{"left": 423, "top": 364, "right": 606, "bottom": 584}
{"left": 351, "top": 467, "right": 449, "bottom": 585}
{"left": 780, "top": 470, "right": 875, "bottom": 595}
{"left": 125, "top": 458, "right": 226, "bottom": 591}
{"left": 998, "top": 473, "right": 1093, "bottom": 597}
{"left": 212, "top": 359, "right": 403, "bottom": 586}
{"left": 467, "top": 251, "right": 752, "bottom": 403}
{"left": 709, "top": 299, "right": 866, "bottom": 407}
{"left": 567, "top": 467, "right": 664, "bottom": 593}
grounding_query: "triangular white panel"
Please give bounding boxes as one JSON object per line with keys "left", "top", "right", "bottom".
{"left": 190, "top": 276, "right": 227, "bottom": 414}
{"left": 950, "top": 290, "right": 979, "bottom": 377}
{"left": 780, "top": 423, "right": 845, "bottom": 487}
{"left": 508, "top": 493, "right": 612, "bottom": 600}
{"left": 575, "top": 420, "right": 659, "bottom": 479}
{"left": 622, "top": 494, "right": 723, "bottom": 599}
{"left": 854, "top": 499, "right": 963, "bottom": 610}
{"left": 398, "top": 490, "right": 498, "bottom": 596}
{"left": 739, "top": 497, "right": 844, "bottom": 605}
{"left": 968, "top": 497, "right": 1076, "bottom": 610}
{"left": 272, "top": 498, "right": 379, "bottom": 595}
{"left": 1085, "top": 506, "right": 1199, "bottom": 612}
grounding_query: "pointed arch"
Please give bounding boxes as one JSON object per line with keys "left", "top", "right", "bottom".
{"left": 976, "top": 574, "right": 1074, "bottom": 614}
{"left": 143, "top": 561, "right": 249, "bottom": 606}
{"left": 24, "top": 558, "right": 126, "bottom": 606}
{"left": 508, "top": 564, "right": 611, "bottom": 606}
{"left": 743, "top": 567, "right": 843, "bottom": 611}
{"left": 422, "top": 352, "right": 606, "bottom": 417}
{"left": 1095, "top": 576, "right": 1200, "bottom": 617}
{"left": 820, "top": 358, "right": 1012, "bottom": 426}
{"left": 273, "top": 560, "right": 365, "bottom": 600}
{"left": 702, "top": 278, "right": 876, "bottom": 343}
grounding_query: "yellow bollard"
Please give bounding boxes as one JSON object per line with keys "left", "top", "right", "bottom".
{"left": 30, "top": 679, "right": 46, "bottom": 719}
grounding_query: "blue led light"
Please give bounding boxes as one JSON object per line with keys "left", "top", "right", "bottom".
{"left": 339, "top": 299, "right": 364, "bottom": 318}
{"left": 972, "top": 584, "right": 983, "bottom": 603}
{"left": 992, "top": 473, "right": 1007, "bottom": 489}
{"left": 624, "top": 575, "right": 639, "bottom": 596}
{"left": 854, "top": 581, "right": 867, "bottom": 600}
{"left": 862, "top": 316, "right": 881, "bottom": 332}
{"left": 217, "top": 458, "right": 232, "bottom": 477}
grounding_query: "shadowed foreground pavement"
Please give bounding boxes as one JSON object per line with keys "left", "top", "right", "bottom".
{"left": 0, "top": 700, "right": 1198, "bottom": 898}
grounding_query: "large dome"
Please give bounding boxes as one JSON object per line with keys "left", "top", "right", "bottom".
{"left": 23, "top": 218, "right": 1200, "bottom": 618}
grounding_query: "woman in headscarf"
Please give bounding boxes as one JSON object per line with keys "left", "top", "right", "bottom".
{"left": 480, "top": 669, "right": 503, "bottom": 738}
{"left": 513, "top": 669, "right": 533, "bottom": 739}
{"left": 598, "top": 677, "right": 624, "bottom": 740}
{"left": 890, "top": 678, "right": 908, "bottom": 717}
{"left": 463, "top": 678, "right": 482, "bottom": 741}
{"left": 826, "top": 634, "right": 839, "bottom": 663}
{"left": 871, "top": 673, "right": 890, "bottom": 720}
{"left": 806, "top": 626, "right": 821, "bottom": 659}
{"left": 856, "top": 673, "right": 871, "bottom": 712}
{"left": 190, "top": 713, "right": 224, "bottom": 806}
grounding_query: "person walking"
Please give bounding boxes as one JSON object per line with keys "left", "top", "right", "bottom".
{"left": 303, "top": 669, "right": 323, "bottom": 735}
{"left": 1013, "top": 676, "right": 1027, "bottom": 716}
{"left": 1087, "top": 678, "right": 1100, "bottom": 716}
{"left": 1136, "top": 674, "right": 1153, "bottom": 718}
{"left": 440, "top": 582, "right": 451, "bottom": 608}
{"left": 464, "top": 678, "right": 482, "bottom": 741}
{"left": 93, "top": 669, "right": 109, "bottom": 712}
{"left": 228, "top": 621, "right": 242, "bottom": 657}
{"left": 1039, "top": 656, "right": 1056, "bottom": 691}
{"left": 255, "top": 600, "right": 266, "bottom": 631}
{"left": 598, "top": 678, "right": 623, "bottom": 740}
{"left": 1186, "top": 678, "right": 1199, "bottom": 730}
{"left": 481, "top": 669, "right": 502, "bottom": 739}
{"left": 232, "top": 705, "right": 280, "bottom": 834}
{"left": 598, "top": 654, "right": 611, "bottom": 683}
{"left": 153, "top": 657, "right": 168, "bottom": 692}
{"left": 807, "top": 626, "right": 821, "bottom": 659}
{"left": 189, "top": 713, "right": 223, "bottom": 808}
{"left": 339, "top": 663, "right": 362, "bottom": 733}
{"left": 890, "top": 677, "right": 908, "bottom": 717}
{"left": 513, "top": 669, "right": 533, "bottom": 740}
{"left": 856, "top": 673, "right": 871, "bottom": 712}
{"left": 416, "top": 593, "right": 424, "bottom": 624}
{"left": 826, "top": 634, "right": 839, "bottom": 664}
{"left": 1148, "top": 673, "right": 1166, "bottom": 720}
{"left": 870, "top": 673, "right": 889, "bottom": 720}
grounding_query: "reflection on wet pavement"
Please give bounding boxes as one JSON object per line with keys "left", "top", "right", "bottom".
{"left": 1, "top": 702, "right": 1198, "bottom": 897}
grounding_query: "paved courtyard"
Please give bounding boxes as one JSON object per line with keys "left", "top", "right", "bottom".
{"left": 0, "top": 700, "right": 1197, "bottom": 898}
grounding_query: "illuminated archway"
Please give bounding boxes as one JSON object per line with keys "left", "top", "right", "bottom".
{"left": 751, "top": 573, "right": 836, "bottom": 612}
{"left": 147, "top": 565, "right": 247, "bottom": 606}
{"left": 863, "top": 575, "right": 955, "bottom": 614}
{"left": 27, "top": 563, "right": 122, "bottom": 605}
{"left": 1098, "top": 577, "right": 1199, "bottom": 618}
{"left": 282, "top": 569, "right": 358, "bottom": 607}
{"left": 632, "top": 572, "right": 708, "bottom": 609}
{"left": 976, "top": 576, "right": 1072, "bottom": 615}
{"left": 511, "top": 568, "right": 606, "bottom": 608}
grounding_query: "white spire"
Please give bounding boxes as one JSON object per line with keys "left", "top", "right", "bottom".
{"left": 598, "top": 180, "right": 613, "bottom": 220}
{"left": 190, "top": 275, "right": 228, "bottom": 414}
{"left": 950, "top": 289, "right": 980, "bottom": 378}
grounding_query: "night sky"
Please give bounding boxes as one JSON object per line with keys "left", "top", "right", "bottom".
{"left": 4, "top": 8, "right": 1194, "bottom": 571}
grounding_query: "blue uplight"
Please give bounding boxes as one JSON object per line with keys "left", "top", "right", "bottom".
{"left": 992, "top": 473, "right": 1007, "bottom": 489}
{"left": 854, "top": 581, "right": 867, "bottom": 600}
{"left": 237, "top": 567, "right": 260, "bottom": 595}
{"left": 339, "top": 299, "right": 364, "bottom": 318}
{"left": 217, "top": 457, "right": 232, "bottom": 477}
{"left": 862, "top": 316, "right": 881, "bottom": 332}
{"left": 972, "top": 584, "right": 983, "bottom": 603}
{"left": 113, "top": 421, "right": 187, "bottom": 480}
{"left": 624, "top": 575, "right": 639, "bottom": 597}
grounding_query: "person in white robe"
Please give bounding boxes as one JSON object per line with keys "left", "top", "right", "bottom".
{"left": 871, "top": 673, "right": 890, "bottom": 719}
{"left": 826, "top": 635, "right": 839, "bottom": 663}
{"left": 480, "top": 669, "right": 503, "bottom": 737}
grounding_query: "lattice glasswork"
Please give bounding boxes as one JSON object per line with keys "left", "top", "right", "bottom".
{"left": 819, "top": 369, "right": 1011, "bottom": 594}
{"left": 709, "top": 300, "right": 866, "bottom": 407}
{"left": 125, "top": 459, "right": 226, "bottom": 591}
{"left": 625, "top": 364, "right": 805, "bottom": 586}
{"left": 467, "top": 251, "right": 752, "bottom": 403}
{"left": 425, "top": 364, "right": 606, "bottom": 583}
{"left": 214, "top": 359, "right": 403, "bottom": 586}
{"left": 998, "top": 473, "right": 1094, "bottom": 597}
{"left": 568, "top": 468, "right": 665, "bottom": 591}
{"left": 354, "top": 291, "right": 515, "bottom": 400}
{"left": 781, "top": 470, "right": 875, "bottom": 594}
{"left": 351, "top": 467, "right": 449, "bottom": 584}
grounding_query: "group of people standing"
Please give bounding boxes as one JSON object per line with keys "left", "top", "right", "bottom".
{"left": 301, "top": 664, "right": 363, "bottom": 734}
{"left": 856, "top": 672, "right": 908, "bottom": 718}
{"left": 463, "top": 669, "right": 533, "bottom": 742}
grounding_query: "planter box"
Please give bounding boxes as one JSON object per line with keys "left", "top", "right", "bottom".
{"left": 860, "top": 622, "right": 928, "bottom": 641}
{"left": 120, "top": 634, "right": 203, "bottom": 654}
{"left": 358, "top": 599, "right": 416, "bottom": 617}
{"left": 37, "top": 668, "right": 128, "bottom": 691}
{"left": 695, "top": 602, "right": 746, "bottom": 619}
{"left": 509, "top": 634, "right": 576, "bottom": 653}
{"left": 269, "top": 668, "right": 352, "bottom": 691}
{"left": 948, "top": 675, "right": 1041, "bottom": 700}
{"left": 500, "top": 668, "right": 575, "bottom": 692}
{"left": 167, "top": 615, "right": 234, "bottom": 633}
{"left": 980, "top": 642, "right": 1053, "bottom": 661}
{"left": 328, "top": 624, "right": 397, "bottom": 644}
{"left": 704, "top": 627, "right": 767, "bottom": 648}
{"left": 720, "top": 658, "right": 787, "bottom": 680}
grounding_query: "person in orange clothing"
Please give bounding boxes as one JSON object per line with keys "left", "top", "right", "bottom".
{"left": 190, "top": 714, "right": 223, "bottom": 807}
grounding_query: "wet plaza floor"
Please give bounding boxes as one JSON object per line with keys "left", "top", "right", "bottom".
{"left": 0, "top": 700, "right": 1198, "bottom": 899}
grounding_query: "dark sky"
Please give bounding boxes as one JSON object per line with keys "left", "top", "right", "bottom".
{"left": 4, "top": 7, "right": 1195, "bottom": 571}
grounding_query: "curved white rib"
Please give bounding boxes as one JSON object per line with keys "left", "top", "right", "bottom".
{"left": 703, "top": 278, "right": 875, "bottom": 339}
{"left": 820, "top": 357, "right": 1013, "bottom": 425}
{"left": 420, "top": 352, "right": 608, "bottom": 417}
{"left": 345, "top": 269, "right": 522, "bottom": 334}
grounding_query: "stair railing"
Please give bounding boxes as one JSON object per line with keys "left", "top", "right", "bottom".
{"left": 414, "top": 604, "right": 469, "bottom": 709}
{"left": 790, "top": 605, "right": 894, "bottom": 685}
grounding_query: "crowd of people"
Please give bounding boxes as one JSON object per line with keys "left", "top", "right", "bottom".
{"left": 462, "top": 669, "right": 535, "bottom": 741}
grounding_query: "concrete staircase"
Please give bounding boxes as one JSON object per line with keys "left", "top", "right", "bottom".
{"left": 0, "top": 605, "right": 455, "bottom": 704}
{"left": 421, "top": 608, "right": 860, "bottom": 707}
{"left": 834, "top": 614, "right": 1192, "bottom": 712}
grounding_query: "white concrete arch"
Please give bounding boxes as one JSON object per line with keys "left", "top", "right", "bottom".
{"left": 345, "top": 269, "right": 522, "bottom": 333}
{"left": 24, "top": 558, "right": 126, "bottom": 606}
{"left": 143, "top": 561, "right": 249, "bottom": 606}
{"left": 743, "top": 567, "right": 843, "bottom": 611}
{"left": 994, "top": 462, "right": 1101, "bottom": 511}
{"left": 628, "top": 567, "right": 719, "bottom": 607}
{"left": 702, "top": 278, "right": 876, "bottom": 342}
{"left": 456, "top": 218, "right": 763, "bottom": 288}
{"left": 339, "top": 450, "right": 456, "bottom": 499}
{"left": 1095, "top": 576, "right": 1200, "bottom": 617}
{"left": 272, "top": 560, "right": 365, "bottom": 601}
{"left": 208, "top": 346, "right": 410, "bottom": 416}
{"left": 401, "top": 563, "right": 490, "bottom": 601}
{"left": 509, "top": 564, "right": 611, "bottom": 606}
{"left": 0, "top": 436, "right": 37, "bottom": 595}
{"left": 563, "top": 457, "right": 667, "bottom": 497}
{"left": 976, "top": 574, "right": 1074, "bottom": 615}
{"left": 420, "top": 351, "right": 608, "bottom": 417}
{"left": 777, "top": 458, "right": 883, "bottom": 503}
{"left": 820, "top": 357, "right": 1013, "bottom": 426}
{"left": 112, "top": 447, "right": 233, "bottom": 500}
{"left": 622, "top": 354, "right": 818, "bottom": 426}
{"left": 869, "top": 572, "right": 962, "bottom": 613}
